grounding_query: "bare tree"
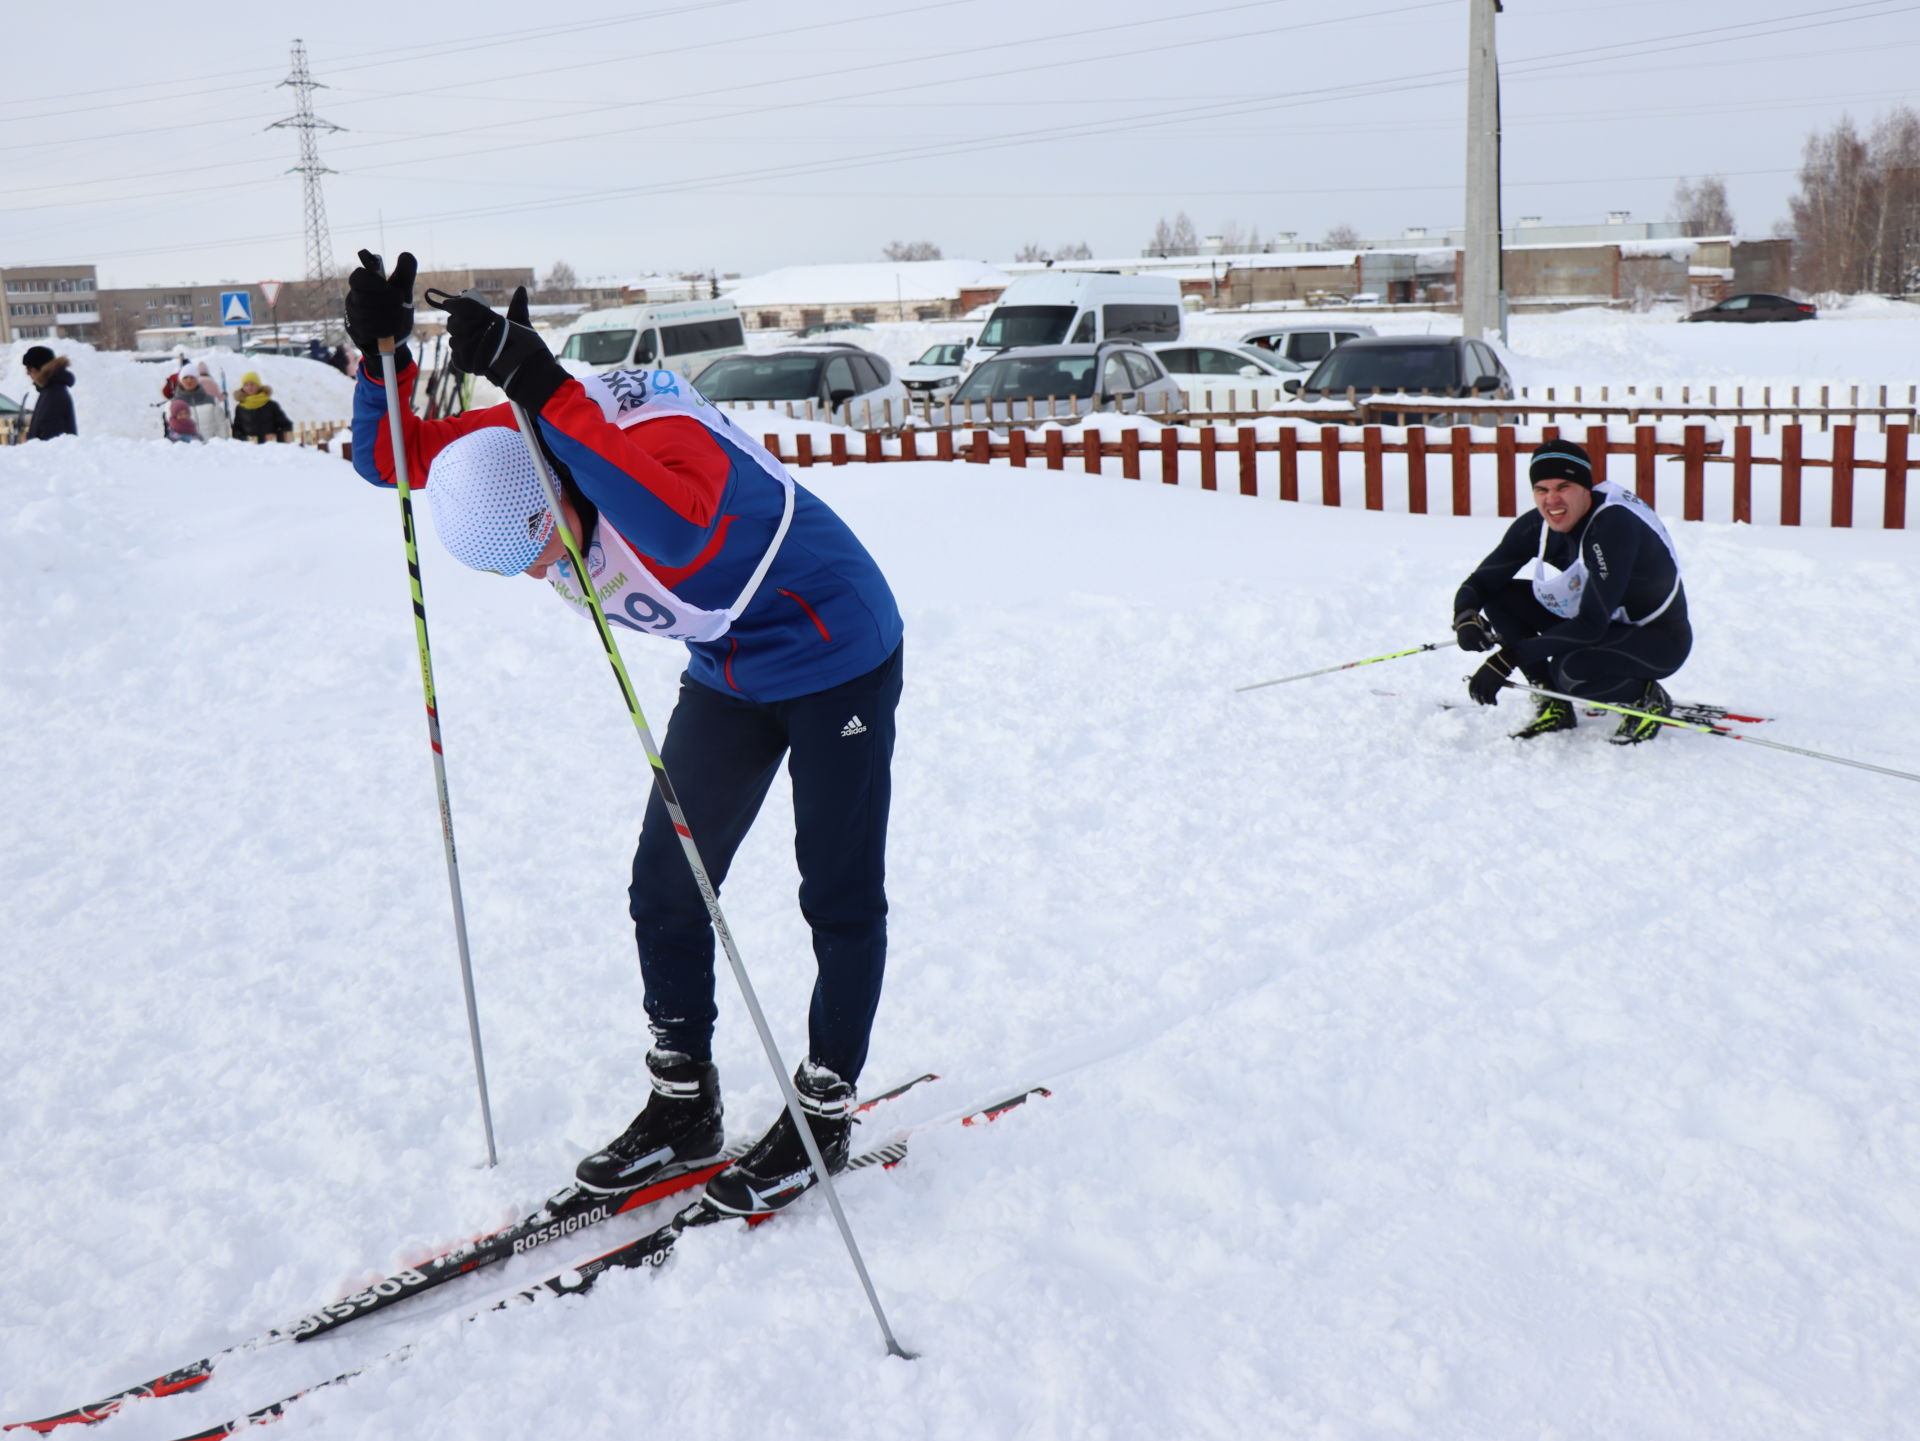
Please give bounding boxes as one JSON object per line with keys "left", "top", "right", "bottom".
{"left": 535, "top": 260, "right": 579, "bottom": 302}
{"left": 882, "top": 240, "right": 943, "bottom": 261}
{"left": 1321, "top": 222, "right": 1365, "bottom": 250}
{"left": 1787, "top": 114, "right": 1885, "bottom": 293}
{"left": 1013, "top": 242, "right": 1050, "bottom": 263}
{"left": 277, "top": 267, "right": 352, "bottom": 329}
{"left": 1055, "top": 240, "right": 1093, "bottom": 260}
{"left": 1216, "top": 219, "right": 1263, "bottom": 254}
{"left": 1866, "top": 108, "right": 1920, "bottom": 294}
{"left": 1147, "top": 212, "right": 1200, "bottom": 256}
{"left": 1671, "top": 176, "right": 1736, "bottom": 237}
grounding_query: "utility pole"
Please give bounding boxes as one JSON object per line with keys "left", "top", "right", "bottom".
{"left": 1462, "top": 0, "right": 1505, "bottom": 341}
{"left": 270, "top": 40, "right": 345, "bottom": 342}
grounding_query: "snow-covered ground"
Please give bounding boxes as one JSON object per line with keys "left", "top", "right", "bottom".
{"left": 4, "top": 315, "right": 1919, "bottom": 1439}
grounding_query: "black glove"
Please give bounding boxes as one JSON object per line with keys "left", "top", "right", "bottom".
{"left": 344, "top": 249, "right": 416, "bottom": 365}
{"left": 427, "top": 285, "right": 568, "bottom": 412}
{"left": 1467, "top": 651, "right": 1515, "bottom": 706}
{"left": 1453, "top": 608, "right": 1495, "bottom": 653}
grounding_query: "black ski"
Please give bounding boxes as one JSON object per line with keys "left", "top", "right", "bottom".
{"left": 1374, "top": 690, "right": 1772, "bottom": 725}
{"left": 4, "top": 1073, "right": 938, "bottom": 1434}
{"left": 155, "top": 1084, "right": 1049, "bottom": 1441}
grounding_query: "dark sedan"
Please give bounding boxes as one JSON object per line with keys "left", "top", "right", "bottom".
{"left": 1283, "top": 335, "right": 1512, "bottom": 424}
{"left": 1683, "top": 293, "right": 1816, "bottom": 323}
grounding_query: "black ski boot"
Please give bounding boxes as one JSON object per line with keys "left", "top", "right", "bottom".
{"left": 575, "top": 1049, "right": 725, "bottom": 1193}
{"left": 702, "top": 1060, "right": 855, "bottom": 1217}
{"left": 1511, "top": 694, "right": 1577, "bottom": 739}
{"left": 1609, "top": 679, "right": 1673, "bottom": 745}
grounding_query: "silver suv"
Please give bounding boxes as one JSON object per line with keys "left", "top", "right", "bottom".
{"left": 1237, "top": 322, "right": 1376, "bottom": 367}
{"left": 691, "top": 344, "right": 908, "bottom": 429}
{"left": 945, "top": 341, "right": 1184, "bottom": 426}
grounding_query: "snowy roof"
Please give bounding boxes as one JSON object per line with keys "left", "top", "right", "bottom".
{"left": 723, "top": 260, "right": 1011, "bottom": 307}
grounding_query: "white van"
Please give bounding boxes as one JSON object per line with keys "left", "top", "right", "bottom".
{"left": 557, "top": 299, "right": 747, "bottom": 378}
{"left": 972, "top": 271, "right": 1182, "bottom": 363}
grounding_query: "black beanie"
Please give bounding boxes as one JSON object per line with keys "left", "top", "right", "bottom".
{"left": 1529, "top": 438, "right": 1594, "bottom": 488}
{"left": 22, "top": 345, "right": 55, "bottom": 370}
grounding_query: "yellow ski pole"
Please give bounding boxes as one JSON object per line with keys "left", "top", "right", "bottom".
{"left": 1236, "top": 640, "right": 1457, "bottom": 692}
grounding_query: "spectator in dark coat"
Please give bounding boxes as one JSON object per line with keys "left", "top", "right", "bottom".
{"left": 22, "top": 346, "right": 77, "bottom": 441}
{"left": 231, "top": 371, "right": 294, "bottom": 443}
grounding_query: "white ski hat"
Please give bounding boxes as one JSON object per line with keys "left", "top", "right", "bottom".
{"left": 426, "top": 426, "right": 555, "bottom": 576}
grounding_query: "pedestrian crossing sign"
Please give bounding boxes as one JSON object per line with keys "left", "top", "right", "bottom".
{"left": 220, "top": 291, "right": 253, "bottom": 326}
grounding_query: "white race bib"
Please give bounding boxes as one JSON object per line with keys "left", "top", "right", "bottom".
{"left": 1531, "top": 480, "right": 1681, "bottom": 625}
{"left": 544, "top": 369, "right": 795, "bottom": 642}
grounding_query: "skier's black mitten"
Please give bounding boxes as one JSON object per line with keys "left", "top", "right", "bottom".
{"left": 430, "top": 286, "right": 568, "bottom": 412}
{"left": 1467, "top": 651, "right": 1515, "bottom": 706}
{"left": 344, "top": 249, "right": 416, "bottom": 369}
{"left": 1453, "top": 608, "right": 1494, "bottom": 653}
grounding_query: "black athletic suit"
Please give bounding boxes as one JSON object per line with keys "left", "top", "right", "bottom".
{"left": 1454, "top": 495, "right": 1691, "bottom": 703}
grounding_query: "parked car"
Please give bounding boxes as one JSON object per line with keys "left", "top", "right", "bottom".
{"left": 1682, "top": 293, "right": 1816, "bottom": 323}
{"left": 795, "top": 320, "right": 875, "bottom": 339}
{"left": 1, "top": 389, "right": 25, "bottom": 442}
{"left": 690, "top": 344, "right": 907, "bottom": 429}
{"left": 242, "top": 336, "right": 320, "bottom": 358}
{"left": 1283, "top": 335, "right": 1512, "bottom": 425}
{"left": 899, "top": 342, "right": 970, "bottom": 398}
{"left": 945, "top": 341, "right": 1184, "bottom": 427}
{"left": 1238, "top": 322, "right": 1376, "bottom": 368}
{"left": 1146, "top": 342, "right": 1305, "bottom": 409}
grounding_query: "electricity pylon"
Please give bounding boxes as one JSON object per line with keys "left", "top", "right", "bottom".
{"left": 270, "top": 40, "right": 345, "bottom": 339}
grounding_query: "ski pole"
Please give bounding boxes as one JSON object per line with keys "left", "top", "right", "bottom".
{"left": 500, "top": 394, "right": 915, "bottom": 1361}
{"left": 1235, "top": 640, "right": 1457, "bottom": 692}
{"left": 1503, "top": 678, "right": 1920, "bottom": 785}
{"left": 376, "top": 332, "right": 500, "bottom": 1169}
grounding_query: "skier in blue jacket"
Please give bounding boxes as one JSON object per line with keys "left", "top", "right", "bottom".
{"left": 345, "top": 253, "right": 903, "bottom": 1216}
{"left": 1452, "top": 438, "right": 1690, "bottom": 744}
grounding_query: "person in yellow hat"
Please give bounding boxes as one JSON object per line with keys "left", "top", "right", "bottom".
{"left": 230, "top": 372, "right": 293, "bottom": 444}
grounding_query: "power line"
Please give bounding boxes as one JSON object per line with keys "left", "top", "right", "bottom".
{"left": 8, "top": 0, "right": 1913, "bottom": 267}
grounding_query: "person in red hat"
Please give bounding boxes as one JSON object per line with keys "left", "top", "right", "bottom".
{"left": 1450, "top": 438, "right": 1691, "bottom": 744}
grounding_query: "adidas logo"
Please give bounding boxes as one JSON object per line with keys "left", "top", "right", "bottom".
{"left": 839, "top": 715, "right": 867, "bottom": 738}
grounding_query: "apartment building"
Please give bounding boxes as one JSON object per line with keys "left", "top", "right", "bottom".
{"left": 1, "top": 264, "right": 101, "bottom": 344}
{"left": 95, "top": 282, "right": 281, "bottom": 350}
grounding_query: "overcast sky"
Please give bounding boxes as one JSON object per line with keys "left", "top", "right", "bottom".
{"left": 4, "top": 0, "right": 1916, "bottom": 290}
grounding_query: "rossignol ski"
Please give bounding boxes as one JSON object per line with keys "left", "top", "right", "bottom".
{"left": 4, "top": 1074, "right": 939, "bottom": 1435}
{"left": 150, "top": 1084, "right": 1048, "bottom": 1441}
{"left": 1373, "top": 690, "right": 1772, "bottom": 725}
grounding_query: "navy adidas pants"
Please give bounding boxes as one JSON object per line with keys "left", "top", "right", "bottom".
{"left": 1482, "top": 581, "right": 1691, "bottom": 703}
{"left": 629, "top": 643, "right": 902, "bottom": 1084}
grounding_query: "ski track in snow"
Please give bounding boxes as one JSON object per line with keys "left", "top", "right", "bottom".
{"left": 4, "top": 317, "right": 1920, "bottom": 1440}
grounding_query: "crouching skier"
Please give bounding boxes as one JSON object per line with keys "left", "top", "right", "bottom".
{"left": 1451, "top": 438, "right": 1691, "bottom": 744}
{"left": 343, "top": 251, "right": 904, "bottom": 1215}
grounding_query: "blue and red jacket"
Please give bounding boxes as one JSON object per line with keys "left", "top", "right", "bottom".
{"left": 352, "top": 358, "right": 902, "bottom": 703}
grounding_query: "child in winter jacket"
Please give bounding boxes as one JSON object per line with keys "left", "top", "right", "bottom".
{"left": 165, "top": 396, "right": 201, "bottom": 443}
{"left": 231, "top": 372, "right": 294, "bottom": 443}
{"left": 171, "top": 364, "right": 230, "bottom": 440}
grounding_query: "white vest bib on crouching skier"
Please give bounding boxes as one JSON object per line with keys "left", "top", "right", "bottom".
{"left": 1531, "top": 479, "right": 1682, "bottom": 625}
{"left": 543, "top": 368, "right": 795, "bottom": 643}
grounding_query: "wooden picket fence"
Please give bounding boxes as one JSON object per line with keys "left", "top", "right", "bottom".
{"left": 753, "top": 421, "right": 1912, "bottom": 530}
{"left": 300, "top": 415, "right": 1910, "bottom": 529}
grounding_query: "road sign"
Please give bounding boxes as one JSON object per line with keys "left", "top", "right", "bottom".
{"left": 259, "top": 281, "right": 282, "bottom": 309}
{"left": 220, "top": 291, "right": 254, "bottom": 326}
